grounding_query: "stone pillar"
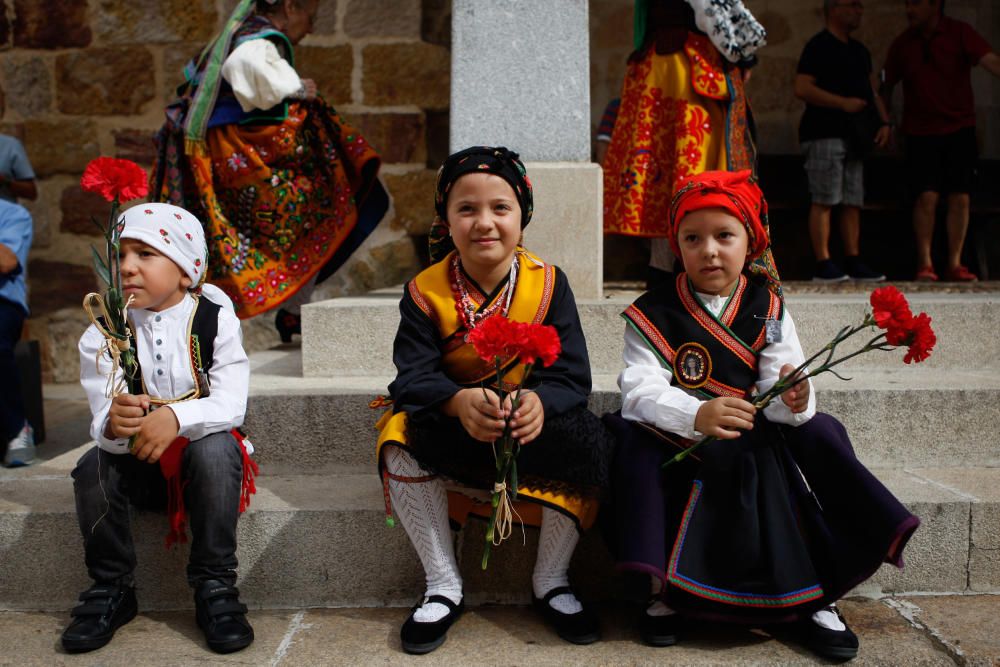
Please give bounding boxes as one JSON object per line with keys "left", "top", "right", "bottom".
{"left": 450, "top": 0, "right": 603, "bottom": 298}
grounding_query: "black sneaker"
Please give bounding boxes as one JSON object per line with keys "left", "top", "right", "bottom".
{"left": 844, "top": 256, "right": 886, "bottom": 282}
{"left": 813, "top": 259, "right": 849, "bottom": 282}
{"left": 796, "top": 605, "right": 859, "bottom": 661}
{"left": 194, "top": 579, "right": 254, "bottom": 654}
{"left": 61, "top": 581, "right": 138, "bottom": 653}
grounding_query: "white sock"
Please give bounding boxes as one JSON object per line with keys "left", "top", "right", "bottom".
{"left": 385, "top": 446, "right": 462, "bottom": 623}
{"left": 532, "top": 508, "right": 583, "bottom": 615}
{"left": 811, "top": 606, "right": 846, "bottom": 632}
{"left": 646, "top": 600, "right": 676, "bottom": 617}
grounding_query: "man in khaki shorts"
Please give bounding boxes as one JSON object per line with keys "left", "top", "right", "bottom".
{"left": 794, "top": 0, "right": 889, "bottom": 282}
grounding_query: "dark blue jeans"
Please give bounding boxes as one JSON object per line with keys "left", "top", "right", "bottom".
{"left": 72, "top": 430, "right": 243, "bottom": 588}
{"left": 0, "top": 297, "right": 25, "bottom": 443}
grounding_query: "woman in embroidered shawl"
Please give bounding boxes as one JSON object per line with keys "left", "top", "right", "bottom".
{"left": 604, "top": 170, "right": 919, "bottom": 659}
{"left": 602, "top": 0, "right": 764, "bottom": 286}
{"left": 375, "top": 147, "right": 614, "bottom": 654}
{"left": 152, "top": 0, "right": 388, "bottom": 337}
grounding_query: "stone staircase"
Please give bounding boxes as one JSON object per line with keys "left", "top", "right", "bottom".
{"left": 1, "top": 286, "right": 998, "bottom": 614}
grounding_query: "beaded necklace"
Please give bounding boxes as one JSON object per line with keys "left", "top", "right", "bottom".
{"left": 449, "top": 252, "right": 519, "bottom": 336}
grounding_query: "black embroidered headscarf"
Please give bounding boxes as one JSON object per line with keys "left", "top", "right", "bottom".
{"left": 427, "top": 146, "right": 533, "bottom": 264}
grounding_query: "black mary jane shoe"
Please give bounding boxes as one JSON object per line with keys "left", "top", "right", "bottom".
{"left": 533, "top": 586, "right": 601, "bottom": 645}
{"left": 639, "top": 608, "right": 680, "bottom": 647}
{"left": 795, "top": 605, "right": 859, "bottom": 661}
{"left": 194, "top": 579, "right": 254, "bottom": 654}
{"left": 61, "top": 581, "right": 138, "bottom": 653}
{"left": 400, "top": 595, "right": 465, "bottom": 655}
{"left": 275, "top": 308, "right": 301, "bottom": 343}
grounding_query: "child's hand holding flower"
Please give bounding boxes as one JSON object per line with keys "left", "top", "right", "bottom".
{"left": 445, "top": 388, "right": 505, "bottom": 443}
{"left": 779, "top": 363, "right": 810, "bottom": 414}
{"left": 505, "top": 390, "right": 543, "bottom": 444}
{"left": 107, "top": 393, "right": 150, "bottom": 440}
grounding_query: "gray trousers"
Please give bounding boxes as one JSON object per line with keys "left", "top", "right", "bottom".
{"left": 72, "top": 431, "right": 243, "bottom": 588}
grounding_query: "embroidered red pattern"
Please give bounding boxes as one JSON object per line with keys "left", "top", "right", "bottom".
{"left": 677, "top": 275, "right": 757, "bottom": 369}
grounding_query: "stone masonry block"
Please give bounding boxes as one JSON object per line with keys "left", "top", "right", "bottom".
{"left": 112, "top": 129, "right": 158, "bottom": 165}
{"left": 27, "top": 260, "right": 99, "bottom": 319}
{"left": 383, "top": 169, "right": 436, "bottom": 234}
{"left": 970, "top": 503, "right": 1000, "bottom": 591}
{"left": 56, "top": 48, "right": 155, "bottom": 116}
{"left": 352, "top": 113, "right": 426, "bottom": 165}
{"left": 22, "top": 119, "right": 99, "bottom": 177}
{"left": 296, "top": 45, "right": 353, "bottom": 106}
{"left": 92, "top": 0, "right": 217, "bottom": 44}
{"left": 2, "top": 56, "right": 52, "bottom": 118}
{"left": 745, "top": 56, "right": 800, "bottom": 114}
{"left": 345, "top": 0, "right": 420, "bottom": 38}
{"left": 13, "top": 0, "right": 91, "bottom": 48}
{"left": 161, "top": 42, "right": 204, "bottom": 103}
{"left": 362, "top": 43, "right": 450, "bottom": 109}
{"left": 311, "top": 0, "right": 339, "bottom": 36}
{"left": 59, "top": 185, "right": 108, "bottom": 237}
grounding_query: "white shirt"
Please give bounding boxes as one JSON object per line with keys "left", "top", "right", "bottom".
{"left": 618, "top": 290, "right": 816, "bottom": 440}
{"left": 221, "top": 39, "right": 302, "bottom": 112}
{"left": 80, "top": 290, "right": 250, "bottom": 454}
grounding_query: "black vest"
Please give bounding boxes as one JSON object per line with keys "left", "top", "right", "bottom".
{"left": 623, "top": 273, "right": 782, "bottom": 399}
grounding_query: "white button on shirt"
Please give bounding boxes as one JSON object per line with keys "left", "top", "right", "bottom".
{"left": 79, "top": 292, "right": 251, "bottom": 455}
{"left": 618, "top": 291, "right": 816, "bottom": 440}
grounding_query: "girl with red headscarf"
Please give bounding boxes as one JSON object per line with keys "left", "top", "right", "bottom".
{"left": 603, "top": 170, "right": 918, "bottom": 660}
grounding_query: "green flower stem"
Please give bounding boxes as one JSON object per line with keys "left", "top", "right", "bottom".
{"left": 662, "top": 318, "right": 891, "bottom": 469}
{"left": 482, "top": 358, "right": 534, "bottom": 569}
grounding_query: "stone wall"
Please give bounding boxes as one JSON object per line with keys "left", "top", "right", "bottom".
{"left": 0, "top": 0, "right": 451, "bottom": 381}
{"left": 590, "top": 0, "right": 1000, "bottom": 158}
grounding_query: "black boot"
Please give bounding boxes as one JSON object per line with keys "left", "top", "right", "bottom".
{"left": 61, "top": 581, "right": 138, "bottom": 653}
{"left": 194, "top": 579, "right": 254, "bottom": 654}
{"left": 275, "top": 308, "right": 301, "bottom": 343}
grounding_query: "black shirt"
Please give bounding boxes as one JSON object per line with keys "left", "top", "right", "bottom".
{"left": 797, "top": 30, "right": 873, "bottom": 143}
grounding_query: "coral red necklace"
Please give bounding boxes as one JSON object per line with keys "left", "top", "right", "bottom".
{"left": 449, "top": 253, "right": 519, "bottom": 335}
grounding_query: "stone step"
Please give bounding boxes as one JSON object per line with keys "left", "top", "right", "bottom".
{"left": 301, "top": 289, "right": 1000, "bottom": 378}
{"left": 1, "top": 444, "right": 995, "bottom": 612}
{"left": 3, "top": 595, "right": 993, "bottom": 665}
{"left": 246, "top": 348, "right": 1000, "bottom": 472}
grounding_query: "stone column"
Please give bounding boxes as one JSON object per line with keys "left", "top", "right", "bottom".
{"left": 450, "top": 0, "right": 603, "bottom": 298}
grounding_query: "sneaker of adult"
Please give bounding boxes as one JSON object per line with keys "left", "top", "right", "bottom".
{"left": 844, "top": 256, "right": 886, "bottom": 282}
{"left": 945, "top": 265, "right": 978, "bottom": 282}
{"left": 915, "top": 265, "right": 939, "bottom": 282}
{"left": 795, "top": 605, "right": 859, "bottom": 661}
{"left": 812, "top": 259, "right": 849, "bottom": 282}
{"left": 61, "top": 581, "right": 138, "bottom": 653}
{"left": 3, "top": 422, "right": 35, "bottom": 467}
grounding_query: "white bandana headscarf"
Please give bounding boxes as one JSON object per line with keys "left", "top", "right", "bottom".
{"left": 118, "top": 202, "right": 208, "bottom": 287}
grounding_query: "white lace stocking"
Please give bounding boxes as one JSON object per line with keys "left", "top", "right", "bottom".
{"left": 384, "top": 446, "right": 462, "bottom": 622}
{"left": 532, "top": 508, "right": 583, "bottom": 614}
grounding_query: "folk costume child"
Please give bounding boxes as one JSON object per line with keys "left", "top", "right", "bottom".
{"left": 604, "top": 170, "right": 919, "bottom": 660}
{"left": 152, "top": 0, "right": 388, "bottom": 338}
{"left": 376, "top": 147, "right": 614, "bottom": 654}
{"left": 62, "top": 203, "right": 256, "bottom": 655}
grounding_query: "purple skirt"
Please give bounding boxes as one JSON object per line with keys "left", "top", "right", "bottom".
{"left": 603, "top": 412, "right": 919, "bottom": 624}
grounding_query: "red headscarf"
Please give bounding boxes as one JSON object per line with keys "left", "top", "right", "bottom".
{"left": 668, "top": 169, "right": 781, "bottom": 294}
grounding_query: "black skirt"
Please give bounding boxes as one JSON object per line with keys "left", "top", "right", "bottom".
{"left": 604, "top": 411, "right": 919, "bottom": 624}
{"left": 405, "top": 405, "right": 614, "bottom": 498}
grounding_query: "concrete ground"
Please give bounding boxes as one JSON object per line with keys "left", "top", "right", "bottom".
{"left": 2, "top": 596, "right": 998, "bottom": 666}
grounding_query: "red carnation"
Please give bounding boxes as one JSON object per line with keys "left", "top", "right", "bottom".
{"left": 514, "top": 322, "right": 561, "bottom": 367}
{"left": 81, "top": 157, "right": 149, "bottom": 203}
{"left": 467, "top": 315, "right": 518, "bottom": 362}
{"left": 870, "top": 285, "right": 913, "bottom": 333}
{"left": 903, "top": 312, "right": 936, "bottom": 364}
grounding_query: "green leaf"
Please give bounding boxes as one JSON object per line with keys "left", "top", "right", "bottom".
{"left": 91, "top": 246, "right": 111, "bottom": 285}
{"left": 90, "top": 215, "right": 106, "bottom": 234}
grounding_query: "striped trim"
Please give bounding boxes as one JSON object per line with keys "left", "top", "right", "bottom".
{"left": 407, "top": 281, "right": 436, "bottom": 323}
{"left": 667, "top": 481, "right": 825, "bottom": 608}
{"left": 678, "top": 274, "right": 757, "bottom": 369}
{"left": 719, "top": 274, "right": 747, "bottom": 326}
{"left": 531, "top": 264, "right": 556, "bottom": 324}
{"left": 623, "top": 304, "right": 675, "bottom": 365}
